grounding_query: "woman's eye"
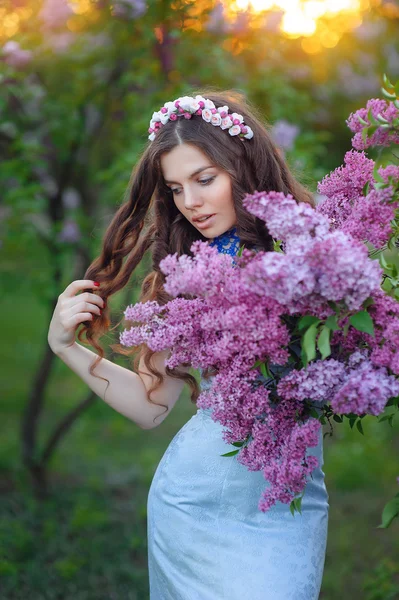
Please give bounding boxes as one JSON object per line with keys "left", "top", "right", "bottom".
{"left": 171, "top": 188, "right": 182, "bottom": 195}
{"left": 199, "top": 177, "right": 215, "bottom": 186}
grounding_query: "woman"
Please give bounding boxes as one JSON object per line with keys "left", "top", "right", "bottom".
{"left": 48, "top": 90, "right": 329, "bottom": 599}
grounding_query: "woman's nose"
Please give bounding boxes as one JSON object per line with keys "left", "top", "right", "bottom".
{"left": 184, "top": 186, "right": 203, "bottom": 209}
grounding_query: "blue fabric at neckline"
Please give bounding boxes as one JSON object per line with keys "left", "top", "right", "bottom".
{"left": 208, "top": 226, "right": 241, "bottom": 257}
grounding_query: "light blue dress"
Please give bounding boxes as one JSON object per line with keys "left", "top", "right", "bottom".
{"left": 147, "top": 227, "right": 329, "bottom": 599}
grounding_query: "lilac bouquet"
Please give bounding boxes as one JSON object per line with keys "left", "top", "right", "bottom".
{"left": 120, "top": 75, "right": 399, "bottom": 524}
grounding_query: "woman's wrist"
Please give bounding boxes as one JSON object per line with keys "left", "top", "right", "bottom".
{"left": 51, "top": 341, "right": 78, "bottom": 359}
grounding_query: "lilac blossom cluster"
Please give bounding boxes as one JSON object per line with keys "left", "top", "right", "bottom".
{"left": 242, "top": 191, "right": 382, "bottom": 313}
{"left": 332, "top": 290, "right": 399, "bottom": 376}
{"left": 277, "top": 354, "right": 399, "bottom": 417}
{"left": 317, "top": 150, "right": 398, "bottom": 250}
{"left": 119, "top": 188, "right": 398, "bottom": 512}
{"left": 346, "top": 98, "right": 399, "bottom": 150}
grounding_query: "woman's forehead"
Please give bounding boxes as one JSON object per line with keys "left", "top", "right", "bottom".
{"left": 161, "top": 144, "right": 214, "bottom": 182}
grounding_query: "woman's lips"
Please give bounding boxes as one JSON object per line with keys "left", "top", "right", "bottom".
{"left": 194, "top": 214, "right": 216, "bottom": 229}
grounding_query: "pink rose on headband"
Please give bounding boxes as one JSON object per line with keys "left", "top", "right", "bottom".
{"left": 217, "top": 105, "right": 229, "bottom": 118}
{"left": 231, "top": 112, "right": 244, "bottom": 124}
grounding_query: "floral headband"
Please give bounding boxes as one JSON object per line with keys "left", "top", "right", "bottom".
{"left": 148, "top": 95, "right": 254, "bottom": 141}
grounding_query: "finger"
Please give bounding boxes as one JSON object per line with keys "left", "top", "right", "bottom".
{"left": 72, "top": 292, "right": 105, "bottom": 307}
{"left": 69, "top": 312, "right": 94, "bottom": 327}
{"left": 67, "top": 301, "right": 102, "bottom": 317}
{"left": 62, "top": 280, "right": 100, "bottom": 298}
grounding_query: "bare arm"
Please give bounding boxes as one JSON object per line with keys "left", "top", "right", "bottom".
{"left": 55, "top": 343, "right": 189, "bottom": 429}
{"left": 48, "top": 279, "right": 190, "bottom": 430}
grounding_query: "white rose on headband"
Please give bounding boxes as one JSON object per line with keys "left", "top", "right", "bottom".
{"left": 220, "top": 116, "right": 233, "bottom": 130}
{"left": 202, "top": 108, "right": 213, "bottom": 122}
{"left": 244, "top": 126, "right": 254, "bottom": 139}
{"left": 211, "top": 113, "right": 222, "bottom": 126}
{"left": 164, "top": 101, "right": 176, "bottom": 114}
{"left": 178, "top": 96, "right": 195, "bottom": 111}
{"left": 229, "top": 125, "right": 241, "bottom": 136}
{"left": 160, "top": 112, "right": 170, "bottom": 125}
{"left": 151, "top": 111, "right": 161, "bottom": 122}
{"left": 204, "top": 99, "right": 216, "bottom": 110}
{"left": 148, "top": 132, "right": 156, "bottom": 141}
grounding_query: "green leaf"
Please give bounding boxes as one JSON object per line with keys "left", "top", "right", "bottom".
{"left": 386, "top": 395, "right": 399, "bottom": 407}
{"left": 317, "top": 325, "right": 331, "bottom": 359}
{"left": 302, "top": 323, "right": 318, "bottom": 363}
{"left": 373, "top": 164, "right": 385, "bottom": 183}
{"left": 376, "top": 113, "right": 390, "bottom": 125}
{"left": 362, "top": 296, "right": 375, "bottom": 309}
{"left": 309, "top": 408, "right": 321, "bottom": 419}
{"left": 357, "top": 115, "right": 369, "bottom": 126}
{"left": 378, "top": 493, "right": 399, "bottom": 528}
{"left": 290, "top": 500, "right": 295, "bottom": 517}
{"left": 324, "top": 315, "right": 340, "bottom": 331}
{"left": 349, "top": 417, "right": 357, "bottom": 429}
{"left": 295, "top": 496, "right": 303, "bottom": 515}
{"left": 381, "top": 88, "right": 397, "bottom": 101}
{"left": 220, "top": 449, "right": 240, "bottom": 457}
{"left": 237, "top": 244, "right": 246, "bottom": 257}
{"left": 349, "top": 310, "right": 375, "bottom": 336}
{"left": 298, "top": 315, "right": 320, "bottom": 331}
{"left": 333, "top": 414, "right": 343, "bottom": 423}
{"left": 383, "top": 73, "right": 393, "bottom": 89}
{"left": 231, "top": 441, "right": 245, "bottom": 447}
{"left": 356, "top": 419, "right": 364, "bottom": 435}
{"left": 260, "top": 362, "right": 272, "bottom": 379}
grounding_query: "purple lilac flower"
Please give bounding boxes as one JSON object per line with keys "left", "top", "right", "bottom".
{"left": 277, "top": 359, "right": 346, "bottom": 403}
{"left": 57, "top": 219, "right": 81, "bottom": 243}
{"left": 346, "top": 98, "right": 399, "bottom": 150}
{"left": 271, "top": 120, "right": 300, "bottom": 151}
{"left": 341, "top": 186, "right": 397, "bottom": 248}
{"left": 332, "top": 290, "right": 399, "bottom": 376}
{"left": 317, "top": 150, "right": 375, "bottom": 229}
{"left": 243, "top": 190, "right": 330, "bottom": 244}
{"left": 331, "top": 360, "right": 399, "bottom": 416}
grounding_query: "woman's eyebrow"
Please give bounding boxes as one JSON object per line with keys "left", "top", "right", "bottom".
{"left": 164, "top": 165, "right": 214, "bottom": 184}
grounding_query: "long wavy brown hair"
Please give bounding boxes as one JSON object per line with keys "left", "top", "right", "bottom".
{"left": 80, "top": 89, "right": 314, "bottom": 424}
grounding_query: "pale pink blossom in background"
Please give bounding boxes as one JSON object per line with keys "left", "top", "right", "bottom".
{"left": 38, "top": 0, "right": 74, "bottom": 29}
{"left": 2, "top": 40, "right": 33, "bottom": 68}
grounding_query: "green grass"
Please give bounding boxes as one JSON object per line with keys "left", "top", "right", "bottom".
{"left": 1, "top": 275, "right": 399, "bottom": 599}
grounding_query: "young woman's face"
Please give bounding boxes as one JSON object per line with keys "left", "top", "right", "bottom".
{"left": 160, "top": 143, "right": 236, "bottom": 239}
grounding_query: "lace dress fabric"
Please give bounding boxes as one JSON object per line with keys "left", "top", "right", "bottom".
{"left": 147, "top": 227, "right": 329, "bottom": 599}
